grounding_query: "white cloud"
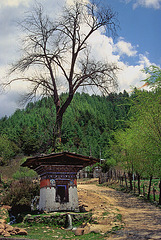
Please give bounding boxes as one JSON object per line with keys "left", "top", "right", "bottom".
{"left": 114, "top": 38, "right": 137, "bottom": 57}
{"left": 117, "top": 60, "right": 148, "bottom": 92}
{"left": 0, "top": 0, "right": 31, "bottom": 8}
{"left": 66, "top": 0, "right": 89, "bottom": 5}
{"left": 0, "top": 0, "right": 155, "bottom": 117}
{"left": 84, "top": 30, "right": 151, "bottom": 92}
{"left": 133, "top": 0, "right": 161, "bottom": 9}
{"left": 0, "top": 92, "right": 21, "bottom": 118}
{"left": 87, "top": 31, "right": 120, "bottom": 63}
{"left": 123, "top": 0, "right": 161, "bottom": 9}
{"left": 138, "top": 53, "right": 151, "bottom": 67}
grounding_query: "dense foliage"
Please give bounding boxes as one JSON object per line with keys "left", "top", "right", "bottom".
{"left": 2, "top": 179, "right": 39, "bottom": 215}
{"left": 111, "top": 67, "right": 161, "bottom": 180}
{"left": 1, "top": 65, "right": 161, "bottom": 205}
{"left": 1, "top": 72, "right": 160, "bottom": 190}
{"left": 0, "top": 135, "right": 19, "bottom": 165}
{"left": 113, "top": 90, "right": 161, "bottom": 177}
{"left": 109, "top": 66, "right": 161, "bottom": 204}
{"left": 0, "top": 91, "right": 130, "bottom": 161}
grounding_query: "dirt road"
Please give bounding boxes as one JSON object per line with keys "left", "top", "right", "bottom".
{"left": 78, "top": 180, "right": 161, "bottom": 240}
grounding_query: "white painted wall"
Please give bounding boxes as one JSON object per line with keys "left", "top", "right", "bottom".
{"left": 39, "top": 186, "right": 79, "bottom": 212}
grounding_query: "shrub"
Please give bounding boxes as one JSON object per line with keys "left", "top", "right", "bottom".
{"left": 12, "top": 167, "right": 37, "bottom": 180}
{"left": 0, "top": 135, "right": 19, "bottom": 165}
{"left": 2, "top": 178, "right": 40, "bottom": 214}
{"left": 102, "top": 158, "right": 116, "bottom": 173}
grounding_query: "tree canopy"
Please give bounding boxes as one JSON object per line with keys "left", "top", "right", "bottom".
{"left": 0, "top": 91, "right": 130, "bottom": 162}
{"left": 111, "top": 66, "right": 161, "bottom": 181}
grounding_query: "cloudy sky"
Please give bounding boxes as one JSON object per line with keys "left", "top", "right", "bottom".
{"left": 0, "top": 0, "right": 160, "bottom": 118}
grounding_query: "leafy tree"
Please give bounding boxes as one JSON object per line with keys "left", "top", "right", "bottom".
{"left": 112, "top": 87, "right": 161, "bottom": 193}
{"left": 143, "top": 65, "right": 161, "bottom": 90}
{"left": 0, "top": 135, "right": 19, "bottom": 165}
{"left": 3, "top": 1, "right": 119, "bottom": 150}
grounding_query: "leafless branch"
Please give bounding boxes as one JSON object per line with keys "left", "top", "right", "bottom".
{"left": 2, "top": 0, "right": 120, "bottom": 148}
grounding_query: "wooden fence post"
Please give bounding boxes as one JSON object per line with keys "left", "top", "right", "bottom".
{"left": 119, "top": 171, "right": 121, "bottom": 184}
{"left": 111, "top": 169, "right": 113, "bottom": 180}
{"left": 153, "top": 187, "right": 156, "bottom": 202}
{"left": 159, "top": 179, "right": 161, "bottom": 205}
{"left": 99, "top": 174, "right": 101, "bottom": 184}
{"left": 106, "top": 173, "right": 109, "bottom": 182}
{"left": 143, "top": 184, "right": 145, "bottom": 196}
{"left": 138, "top": 174, "right": 141, "bottom": 195}
{"left": 124, "top": 173, "right": 128, "bottom": 189}
{"left": 147, "top": 176, "right": 152, "bottom": 200}
{"left": 114, "top": 169, "right": 116, "bottom": 180}
{"left": 122, "top": 176, "right": 124, "bottom": 186}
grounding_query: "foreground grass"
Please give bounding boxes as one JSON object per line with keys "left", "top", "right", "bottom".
{"left": 4, "top": 224, "right": 105, "bottom": 240}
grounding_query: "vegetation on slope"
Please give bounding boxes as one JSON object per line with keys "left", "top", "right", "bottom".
{"left": 0, "top": 91, "right": 131, "bottom": 162}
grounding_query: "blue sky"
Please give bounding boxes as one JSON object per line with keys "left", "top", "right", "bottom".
{"left": 0, "top": 0, "right": 160, "bottom": 118}
{"left": 108, "top": 0, "right": 161, "bottom": 66}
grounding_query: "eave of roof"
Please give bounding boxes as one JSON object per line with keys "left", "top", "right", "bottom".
{"left": 21, "top": 151, "right": 99, "bottom": 169}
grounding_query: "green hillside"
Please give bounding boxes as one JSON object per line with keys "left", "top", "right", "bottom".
{"left": 0, "top": 91, "right": 130, "bottom": 162}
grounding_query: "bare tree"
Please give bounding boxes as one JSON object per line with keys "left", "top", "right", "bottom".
{"left": 3, "top": 0, "right": 119, "bottom": 150}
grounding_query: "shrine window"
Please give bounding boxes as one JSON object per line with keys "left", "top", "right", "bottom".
{"left": 56, "top": 185, "right": 69, "bottom": 203}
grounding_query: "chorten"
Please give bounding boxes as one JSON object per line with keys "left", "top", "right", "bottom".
{"left": 22, "top": 151, "right": 99, "bottom": 212}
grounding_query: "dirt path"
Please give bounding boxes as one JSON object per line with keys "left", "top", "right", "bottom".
{"left": 78, "top": 181, "right": 161, "bottom": 240}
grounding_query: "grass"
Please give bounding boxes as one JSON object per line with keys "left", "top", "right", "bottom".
{"left": 102, "top": 178, "right": 161, "bottom": 205}
{"left": 102, "top": 211, "right": 110, "bottom": 216}
{"left": 0, "top": 210, "right": 105, "bottom": 239}
{"left": 133, "top": 179, "right": 160, "bottom": 203}
{"left": 104, "top": 224, "right": 124, "bottom": 237}
{"left": 4, "top": 223, "right": 105, "bottom": 240}
{"left": 114, "top": 214, "right": 122, "bottom": 222}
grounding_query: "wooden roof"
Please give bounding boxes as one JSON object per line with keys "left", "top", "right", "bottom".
{"left": 21, "top": 151, "right": 99, "bottom": 170}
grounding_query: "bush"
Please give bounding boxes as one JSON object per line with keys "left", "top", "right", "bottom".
{"left": 12, "top": 167, "right": 37, "bottom": 180}
{"left": 102, "top": 158, "right": 116, "bottom": 173}
{"left": 2, "top": 178, "right": 40, "bottom": 214}
{"left": 0, "top": 135, "right": 19, "bottom": 165}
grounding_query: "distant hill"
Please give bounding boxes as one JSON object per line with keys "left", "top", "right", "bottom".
{"left": 0, "top": 91, "right": 131, "bottom": 161}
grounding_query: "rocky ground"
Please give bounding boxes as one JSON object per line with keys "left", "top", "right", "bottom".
{"left": 0, "top": 206, "right": 28, "bottom": 238}
{"left": 78, "top": 179, "right": 161, "bottom": 240}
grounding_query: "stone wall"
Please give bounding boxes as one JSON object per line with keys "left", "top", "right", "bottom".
{"left": 23, "top": 212, "right": 92, "bottom": 228}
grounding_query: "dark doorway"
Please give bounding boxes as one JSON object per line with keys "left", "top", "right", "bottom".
{"left": 56, "top": 185, "right": 68, "bottom": 202}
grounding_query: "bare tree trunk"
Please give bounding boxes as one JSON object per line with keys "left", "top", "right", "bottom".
{"left": 53, "top": 113, "right": 63, "bottom": 151}
{"left": 147, "top": 176, "right": 153, "bottom": 200}
{"left": 153, "top": 187, "right": 156, "bottom": 202}
{"left": 159, "top": 179, "right": 161, "bottom": 205}
{"left": 128, "top": 172, "right": 133, "bottom": 191}
{"left": 143, "top": 184, "right": 145, "bottom": 196}
{"left": 137, "top": 174, "right": 141, "bottom": 195}
{"left": 53, "top": 93, "right": 74, "bottom": 151}
{"left": 124, "top": 173, "right": 128, "bottom": 190}
{"left": 134, "top": 181, "right": 136, "bottom": 193}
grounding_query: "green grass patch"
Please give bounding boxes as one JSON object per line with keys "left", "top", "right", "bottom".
{"left": 8, "top": 224, "right": 105, "bottom": 239}
{"left": 115, "top": 214, "right": 122, "bottom": 222}
{"left": 104, "top": 224, "right": 124, "bottom": 237}
{"left": 102, "top": 211, "right": 110, "bottom": 216}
